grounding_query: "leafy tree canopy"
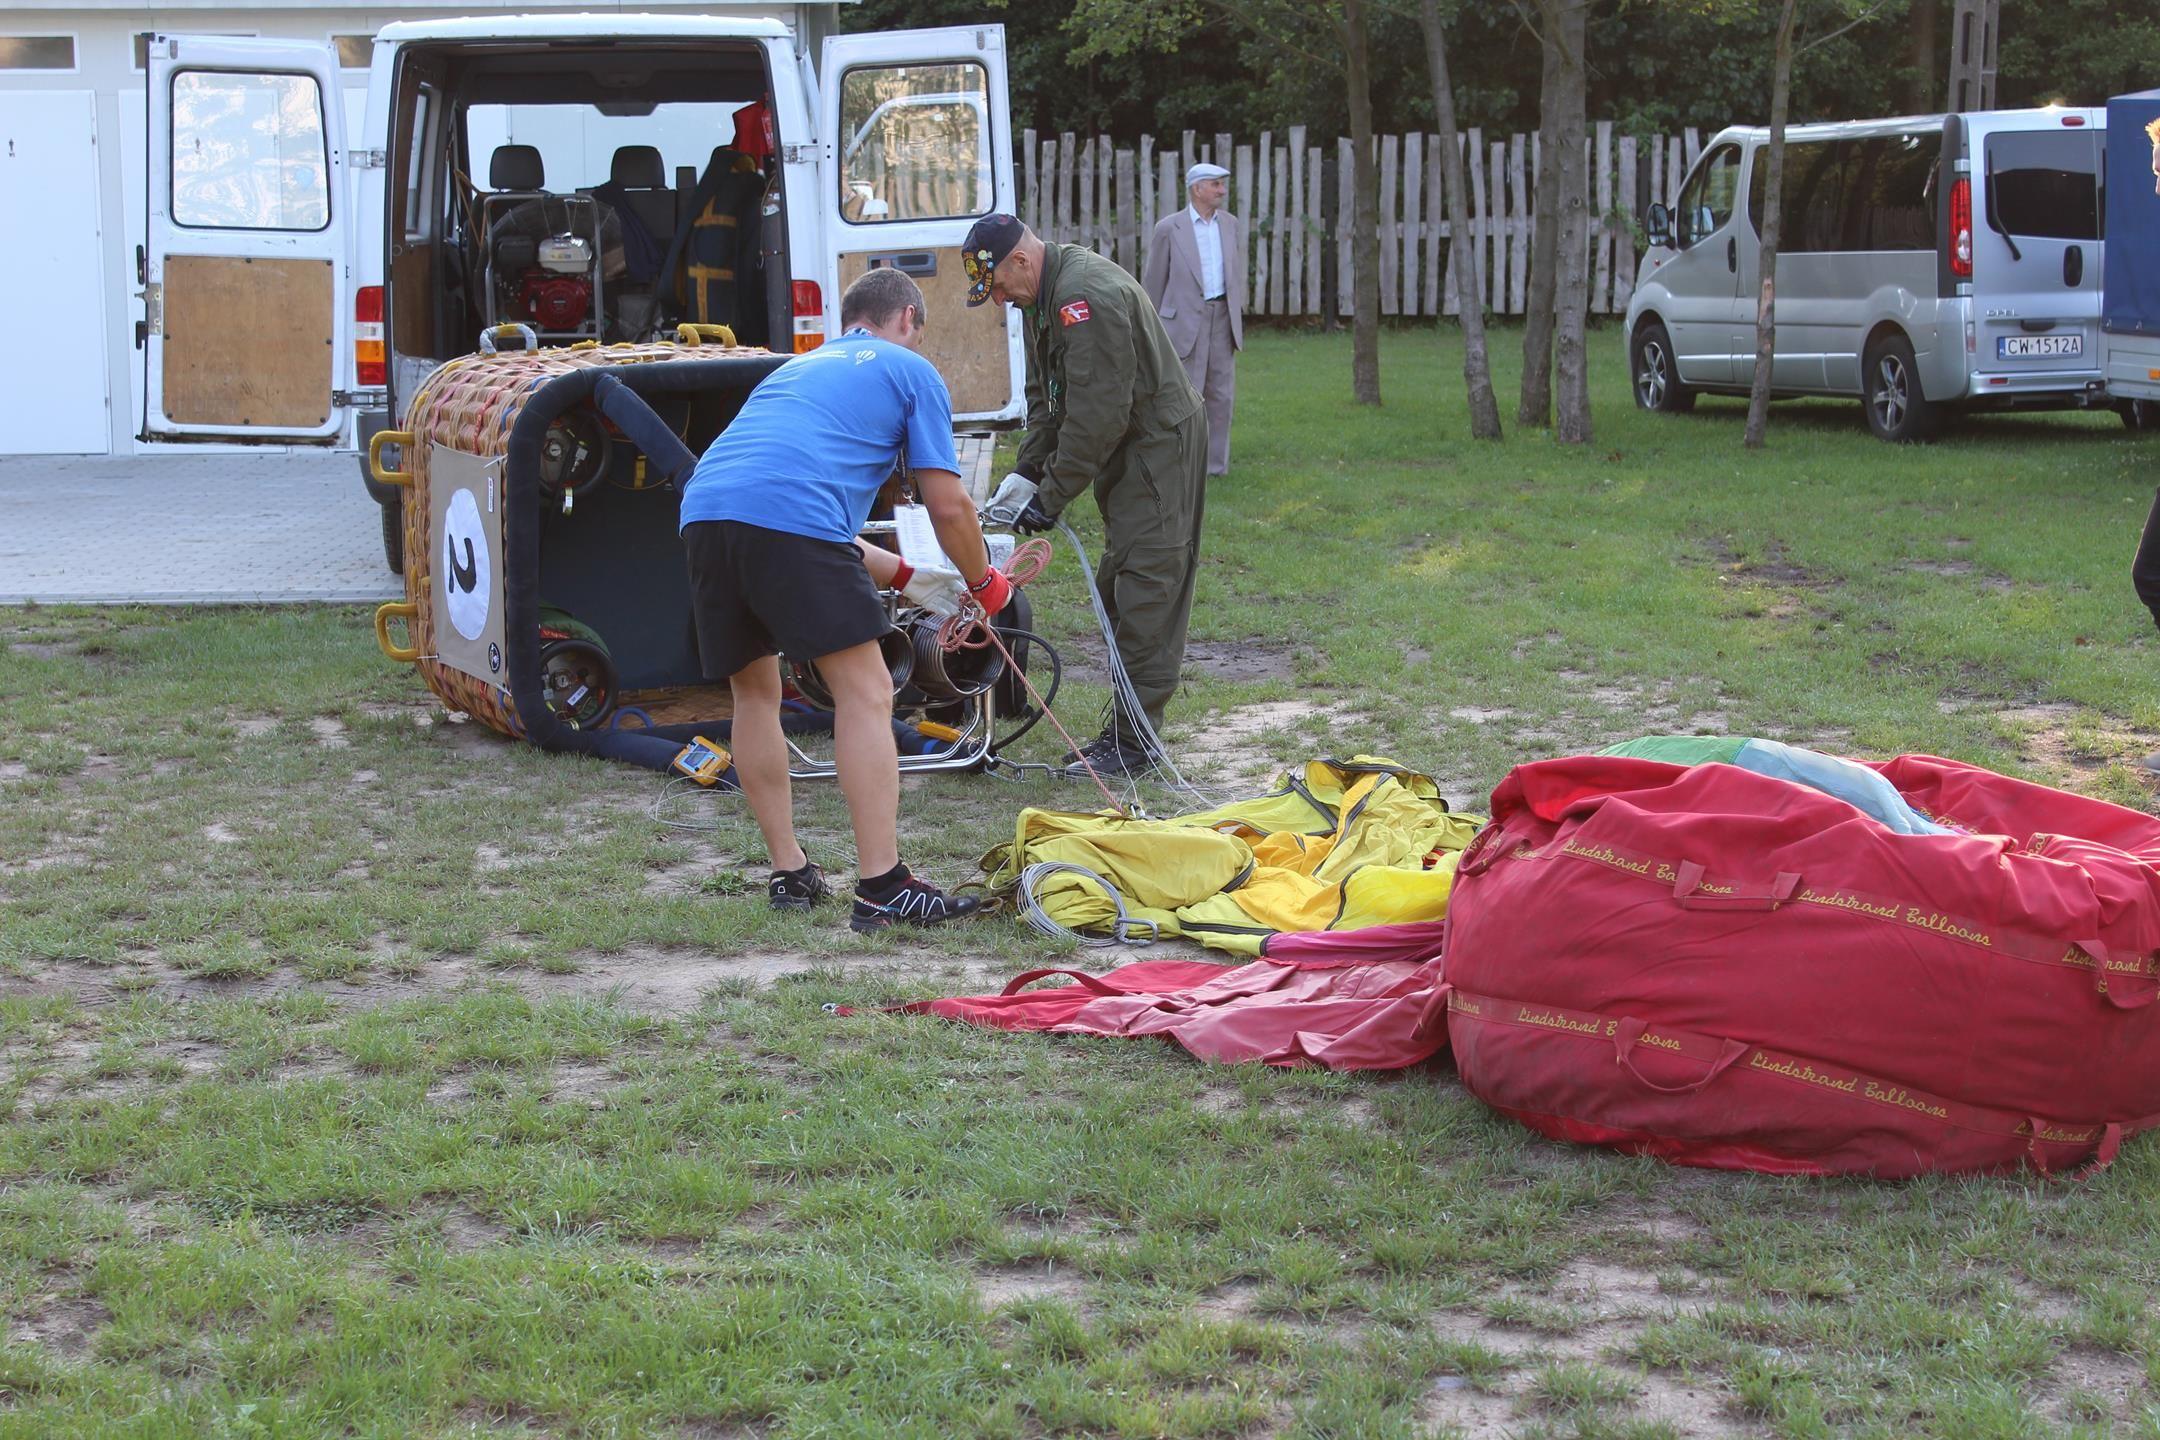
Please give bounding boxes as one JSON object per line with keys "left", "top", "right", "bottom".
{"left": 840, "top": 0, "right": 2160, "bottom": 137}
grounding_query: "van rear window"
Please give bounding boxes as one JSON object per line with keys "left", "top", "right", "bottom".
{"left": 1984, "top": 132, "right": 2100, "bottom": 242}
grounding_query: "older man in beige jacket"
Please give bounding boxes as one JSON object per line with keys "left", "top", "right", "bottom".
{"left": 1143, "top": 162, "right": 1244, "bottom": 477}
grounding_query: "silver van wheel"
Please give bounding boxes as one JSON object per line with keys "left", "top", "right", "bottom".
{"left": 1630, "top": 321, "right": 1693, "bottom": 413}
{"left": 1862, "top": 334, "right": 1939, "bottom": 442}
{"left": 1871, "top": 354, "right": 1909, "bottom": 431}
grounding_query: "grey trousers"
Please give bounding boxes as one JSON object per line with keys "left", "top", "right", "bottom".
{"left": 1178, "top": 297, "right": 1238, "bottom": 476}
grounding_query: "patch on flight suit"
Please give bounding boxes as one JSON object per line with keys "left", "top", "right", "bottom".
{"left": 1059, "top": 299, "right": 1092, "bottom": 326}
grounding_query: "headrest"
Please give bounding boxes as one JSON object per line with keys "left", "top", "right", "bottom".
{"left": 489, "top": 144, "right": 544, "bottom": 191}
{"left": 610, "top": 145, "right": 665, "bottom": 189}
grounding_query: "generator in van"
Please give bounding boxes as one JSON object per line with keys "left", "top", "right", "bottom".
{"left": 1625, "top": 108, "right": 2128, "bottom": 441}
{"left": 136, "top": 13, "right": 1023, "bottom": 571}
{"left": 2100, "top": 88, "right": 2160, "bottom": 424}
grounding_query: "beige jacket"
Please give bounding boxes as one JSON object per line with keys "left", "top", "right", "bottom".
{"left": 1142, "top": 207, "right": 1245, "bottom": 359}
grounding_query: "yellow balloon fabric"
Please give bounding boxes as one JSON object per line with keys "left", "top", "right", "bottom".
{"left": 981, "top": 757, "right": 1485, "bottom": 956}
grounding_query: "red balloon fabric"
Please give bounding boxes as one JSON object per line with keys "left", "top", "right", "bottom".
{"left": 893, "top": 921, "right": 1450, "bottom": 1069}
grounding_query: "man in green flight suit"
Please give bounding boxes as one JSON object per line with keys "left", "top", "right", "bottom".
{"left": 962, "top": 213, "right": 1208, "bottom": 778}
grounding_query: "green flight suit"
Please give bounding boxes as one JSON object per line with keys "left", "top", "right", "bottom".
{"left": 1013, "top": 242, "right": 1207, "bottom": 736}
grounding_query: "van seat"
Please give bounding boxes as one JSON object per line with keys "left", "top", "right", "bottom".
{"left": 607, "top": 145, "right": 676, "bottom": 248}
{"left": 489, "top": 144, "right": 545, "bottom": 192}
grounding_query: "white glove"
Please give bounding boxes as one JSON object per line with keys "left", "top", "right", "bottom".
{"left": 899, "top": 565, "right": 968, "bottom": 618}
{"left": 985, "top": 473, "right": 1038, "bottom": 526}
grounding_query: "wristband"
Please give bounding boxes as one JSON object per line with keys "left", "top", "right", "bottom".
{"left": 968, "top": 569, "right": 998, "bottom": 592}
{"left": 890, "top": 559, "right": 915, "bottom": 589}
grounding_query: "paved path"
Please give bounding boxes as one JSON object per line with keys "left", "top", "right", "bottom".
{"left": 0, "top": 437, "right": 998, "bottom": 606}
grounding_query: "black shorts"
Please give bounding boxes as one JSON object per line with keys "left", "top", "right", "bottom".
{"left": 683, "top": 520, "right": 892, "bottom": 679}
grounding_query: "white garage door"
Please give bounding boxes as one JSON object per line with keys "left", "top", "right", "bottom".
{"left": 0, "top": 91, "right": 110, "bottom": 455}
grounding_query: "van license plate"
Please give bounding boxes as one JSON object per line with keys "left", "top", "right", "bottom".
{"left": 1997, "top": 334, "right": 2082, "bottom": 359}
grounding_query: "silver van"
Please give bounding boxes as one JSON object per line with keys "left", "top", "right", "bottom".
{"left": 1625, "top": 108, "right": 2124, "bottom": 441}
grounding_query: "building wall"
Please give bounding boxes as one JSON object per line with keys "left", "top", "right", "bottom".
{"left": 0, "top": 3, "right": 803, "bottom": 456}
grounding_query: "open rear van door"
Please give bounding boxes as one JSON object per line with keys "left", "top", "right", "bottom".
{"left": 143, "top": 35, "right": 351, "bottom": 442}
{"left": 819, "top": 25, "right": 1021, "bottom": 422}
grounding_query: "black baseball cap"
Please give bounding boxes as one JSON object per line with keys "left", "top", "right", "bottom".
{"left": 962, "top": 213, "right": 1025, "bottom": 306}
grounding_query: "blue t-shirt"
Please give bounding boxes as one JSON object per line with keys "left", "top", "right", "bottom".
{"left": 677, "top": 331, "right": 961, "bottom": 543}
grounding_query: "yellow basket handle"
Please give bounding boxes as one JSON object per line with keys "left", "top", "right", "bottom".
{"left": 369, "top": 429, "right": 414, "bottom": 487}
{"left": 675, "top": 323, "right": 738, "bottom": 347}
{"left": 373, "top": 602, "right": 420, "bottom": 663}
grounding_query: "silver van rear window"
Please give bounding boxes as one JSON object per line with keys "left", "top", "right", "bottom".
{"left": 1984, "top": 132, "right": 2100, "bottom": 242}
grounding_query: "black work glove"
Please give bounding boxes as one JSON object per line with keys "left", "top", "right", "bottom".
{"left": 1013, "top": 500, "right": 1055, "bottom": 535}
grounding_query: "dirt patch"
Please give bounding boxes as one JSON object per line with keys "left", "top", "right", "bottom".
{"left": 1699, "top": 535, "right": 1830, "bottom": 590}
{"left": 1417, "top": 1373, "right": 1520, "bottom": 1440}
{"left": 1429, "top": 1308, "right": 1548, "bottom": 1358}
{"left": 1542, "top": 1258, "right": 1717, "bottom": 1322}
{"left": 2035, "top": 1343, "right": 2149, "bottom": 1426}
{"left": 1191, "top": 1280, "right": 1266, "bottom": 1323}
{"left": 0, "top": 948, "right": 1006, "bottom": 1018}
{"left": 1183, "top": 638, "right": 1303, "bottom": 682}
{"left": 546, "top": 1059, "right": 618, "bottom": 1105}
{"left": 1994, "top": 704, "right": 2160, "bottom": 786}
{"left": 974, "top": 1263, "right": 1091, "bottom": 1311}
{"left": 1449, "top": 706, "right": 1515, "bottom": 724}
{"left": 8, "top": 641, "right": 80, "bottom": 660}
{"left": 7, "top": 1295, "right": 110, "bottom": 1360}
{"left": 1630, "top": 1369, "right": 1751, "bottom": 1437}
{"left": 1174, "top": 700, "right": 1368, "bottom": 788}
{"left": 439, "top": 1206, "right": 513, "bottom": 1251}
{"left": 508, "top": 947, "right": 991, "bottom": 1014}
{"left": 1549, "top": 675, "right": 1731, "bottom": 742}
{"left": 451, "top": 1399, "right": 558, "bottom": 1435}
{"left": 309, "top": 717, "right": 350, "bottom": 749}
{"left": 230, "top": 716, "right": 279, "bottom": 738}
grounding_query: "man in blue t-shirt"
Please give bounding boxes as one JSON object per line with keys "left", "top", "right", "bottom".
{"left": 680, "top": 268, "right": 1012, "bottom": 931}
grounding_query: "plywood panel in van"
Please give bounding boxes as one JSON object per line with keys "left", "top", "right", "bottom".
{"left": 840, "top": 247, "right": 1008, "bottom": 415}
{"left": 162, "top": 256, "right": 334, "bottom": 428}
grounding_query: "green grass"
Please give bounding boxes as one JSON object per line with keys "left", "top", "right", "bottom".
{"left": 1, "top": 326, "right": 2157, "bottom": 1436}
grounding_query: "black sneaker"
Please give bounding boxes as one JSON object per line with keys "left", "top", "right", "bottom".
{"left": 1063, "top": 729, "right": 1114, "bottom": 764}
{"left": 850, "top": 873, "right": 983, "bottom": 933}
{"left": 1064, "top": 734, "right": 1149, "bottom": 779}
{"left": 769, "top": 862, "right": 831, "bottom": 911}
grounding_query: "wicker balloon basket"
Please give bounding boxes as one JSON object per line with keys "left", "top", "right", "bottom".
{"left": 369, "top": 334, "right": 788, "bottom": 771}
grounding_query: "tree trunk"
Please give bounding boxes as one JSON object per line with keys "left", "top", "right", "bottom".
{"left": 1519, "top": 30, "right": 1561, "bottom": 427}
{"left": 1744, "top": 0, "right": 1799, "bottom": 450}
{"left": 1418, "top": 0, "right": 1501, "bottom": 439}
{"left": 1550, "top": 0, "right": 1592, "bottom": 444}
{"left": 1345, "top": 0, "right": 1382, "bottom": 405}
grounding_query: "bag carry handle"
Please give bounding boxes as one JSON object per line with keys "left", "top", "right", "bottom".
{"left": 1455, "top": 822, "right": 1514, "bottom": 878}
{"left": 2074, "top": 940, "right": 2160, "bottom": 1011}
{"left": 1672, "top": 861, "right": 1800, "bottom": 911}
{"left": 2025, "top": 1119, "right": 2124, "bottom": 1178}
{"left": 1612, "top": 1017, "right": 1750, "bottom": 1095}
{"left": 999, "top": 968, "right": 1122, "bottom": 998}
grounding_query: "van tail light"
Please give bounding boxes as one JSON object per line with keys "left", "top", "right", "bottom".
{"left": 355, "top": 285, "right": 386, "bottom": 386}
{"left": 791, "top": 280, "right": 825, "bottom": 354}
{"left": 1949, "top": 178, "right": 1972, "bottom": 279}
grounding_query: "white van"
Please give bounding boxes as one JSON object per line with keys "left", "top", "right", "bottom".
{"left": 137, "top": 13, "right": 1022, "bottom": 569}
{"left": 1625, "top": 108, "right": 2122, "bottom": 441}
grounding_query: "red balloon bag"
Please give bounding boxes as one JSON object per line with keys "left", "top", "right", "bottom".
{"left": 1442, "top": 754, "right": 2160, "bottom": 1177}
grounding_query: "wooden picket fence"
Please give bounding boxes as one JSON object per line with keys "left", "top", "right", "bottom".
{"left": 1018, "top": 125, "right": 1705, "bottom": 319}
